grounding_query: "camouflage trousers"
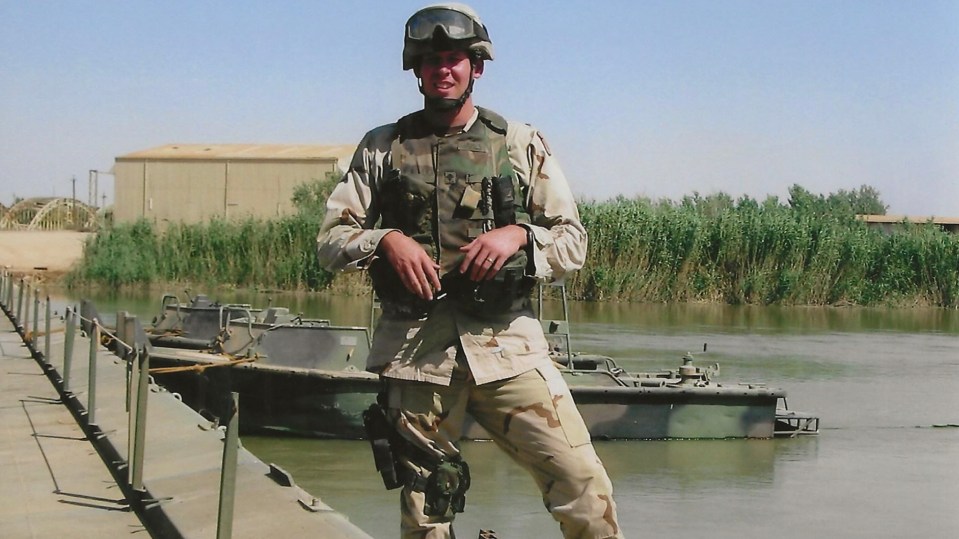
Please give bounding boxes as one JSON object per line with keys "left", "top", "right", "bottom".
{"left": 385, "top": 363, "right": 623, "bottom": 539}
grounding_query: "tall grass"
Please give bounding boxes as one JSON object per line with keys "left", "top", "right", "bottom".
{"left": 68, "top": 184, "right": 959, "bottom": 307}
{"left": 571, "top": 193, "right": 959, "bottom": 307}
{"left": 68, "top": 214, "right": 333, "bottom": 291}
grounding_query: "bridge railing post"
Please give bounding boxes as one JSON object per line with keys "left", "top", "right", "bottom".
{"left": 87, "top": 321, "right": 100, "bottom": 426}
{"left": 32, "top": 288, "right": 40, "bottom": 346}
{"left": 63, "top": 307, "right": 76, "bottom": 392}
{"left": 16, "top": 278, "right": 24, "bottom": 327}
{"left": 216, "top": 392, "right": 240, "bottom": 539}
{"left": 21, "top": 282, "right": 31, "bottom": 338}
{"left": 44, "top": 296, "right": 52, "bottom": 361}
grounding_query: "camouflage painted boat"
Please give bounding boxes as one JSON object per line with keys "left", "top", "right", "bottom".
{"left": 135, "top": 294, "right": 818, "bottom": 440}
{"left": 147, "top": 293, "right": 265, "bottom": 349}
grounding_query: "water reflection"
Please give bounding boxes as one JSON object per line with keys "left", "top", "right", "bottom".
{"left": 240, "top": 434, "right": 822, "bottom": 537}
{"left": 600, "top": 439, "right": 778, "bottom": 485}
{"left": 447, "top": 438, "right": 824, "bottom": 534}
{"left": 575, "top": 300, "right": 959, "bottom": 334}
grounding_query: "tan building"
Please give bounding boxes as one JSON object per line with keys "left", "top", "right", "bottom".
{"left": 114, "top": 143, "right": 355, "bottom": 225}
{"left": 857, "top": 214, "right": 959, "bottom": 234}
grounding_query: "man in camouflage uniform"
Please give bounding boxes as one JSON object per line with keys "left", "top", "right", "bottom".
{"left": 316, "top": 4, "right": 622, "bottom": 538}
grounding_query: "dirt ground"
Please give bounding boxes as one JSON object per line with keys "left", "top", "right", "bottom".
{"left": 0, "top": 231, "right": 92, "bottom": 278}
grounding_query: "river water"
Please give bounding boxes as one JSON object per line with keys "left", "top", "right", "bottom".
{"left": 69, "top": 289, "right": 959, "bottom": 538}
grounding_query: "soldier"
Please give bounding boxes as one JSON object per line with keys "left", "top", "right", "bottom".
{"left": 316, "top": 3, "right": 622, "bottom": 538}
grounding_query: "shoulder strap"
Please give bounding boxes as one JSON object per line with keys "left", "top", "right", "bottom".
{"left": 475, "top": 107, "right": 508, "bottom": 136}
{"left": 394, "top": 111, "right": 433, "bottom": 141}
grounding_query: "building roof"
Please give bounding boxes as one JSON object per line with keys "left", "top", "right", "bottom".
{"left": 857, "top": 214, "right": 959, "bottom": 226}
{"left": 116, "top": 143, "right": 356, "bottom": 163}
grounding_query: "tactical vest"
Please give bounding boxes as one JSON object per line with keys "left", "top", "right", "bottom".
{"left": 370, "top": 107, "right": 535, "bottom": 315}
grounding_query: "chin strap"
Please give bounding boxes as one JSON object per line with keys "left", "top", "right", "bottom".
{"left": 419, "top": 76, "right": 476, "bottom": 111}
{"left": 418, "top": 53, "right": 479, "bottom": 112}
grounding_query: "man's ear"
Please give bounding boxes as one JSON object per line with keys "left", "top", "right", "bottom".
{"left": 472, "top": 58, "right": 484, "bottom": 79}
{"left": 413, "top": 65, "right": 422, "bottom": 78}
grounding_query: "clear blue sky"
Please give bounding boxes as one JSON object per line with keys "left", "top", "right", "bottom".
{"left": 2, "top": 0, "right": 957, "bottom": 215}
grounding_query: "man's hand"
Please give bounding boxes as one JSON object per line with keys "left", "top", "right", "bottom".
{"left": 378, "top": 231, "right": 442, "bottom": 300}
{"left": 459, "top": 225, "right": 528, "bottom": 282}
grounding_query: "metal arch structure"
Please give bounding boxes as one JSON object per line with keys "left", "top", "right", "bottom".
{"left": 0, "top": 197, "right": 99, "bottom": 231}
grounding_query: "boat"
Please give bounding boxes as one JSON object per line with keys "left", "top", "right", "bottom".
{"left": 99, "top": 292, "right": 818, "bottom": 440}
{"left": 147, "top": 293, "right": 266, "bottom": 349}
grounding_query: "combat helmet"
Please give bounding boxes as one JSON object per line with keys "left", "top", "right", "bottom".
{"left": 402, "top": 3, "right": 494, "bottom": 71}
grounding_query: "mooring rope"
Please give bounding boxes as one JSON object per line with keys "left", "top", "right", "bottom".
{"left": 148, "top": 354, "right": 260, "bottom": 375}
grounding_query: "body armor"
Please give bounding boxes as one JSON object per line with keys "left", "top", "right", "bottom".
{"left": 370, "top": 107, "right": 534, "bottom": 315}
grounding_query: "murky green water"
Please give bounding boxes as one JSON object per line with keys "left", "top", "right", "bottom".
{"left": 64, "top": 287, "right": 959, "bottom": 538}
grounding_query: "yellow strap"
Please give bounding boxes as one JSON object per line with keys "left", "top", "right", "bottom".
{"left": 148, "top": 354, "right": 258, "bottom": 375}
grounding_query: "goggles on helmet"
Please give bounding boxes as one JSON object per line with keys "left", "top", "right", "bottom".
{"left": 405, "top": 7, "right": 489, "bottom": 43}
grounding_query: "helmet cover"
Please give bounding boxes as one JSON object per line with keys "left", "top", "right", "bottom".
{"left": 403, "top": 3, "right": 494, "bottom": 70}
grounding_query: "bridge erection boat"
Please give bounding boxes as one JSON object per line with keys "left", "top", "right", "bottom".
{"left": 91, "top": 293, "right": 819, "bottom": 440}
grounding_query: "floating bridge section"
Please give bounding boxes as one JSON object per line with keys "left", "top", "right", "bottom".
{"left": 0, "top": 272, "right": 372, "bottom": 538}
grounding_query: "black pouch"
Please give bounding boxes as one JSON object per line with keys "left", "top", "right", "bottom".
{"left": 367, "top": 258, "right": 432, "bottom": 316}
{"left": 491, "top": 175, "right": 517, "bottom": 227}
{"left": 378, "top": 168, "right": 435, "bottom": 233}
{"left": 362, "top": 400, "right": 406, "bottom": 490}
{"left": 442, "top": 252, "right": 536, "bottom": 316}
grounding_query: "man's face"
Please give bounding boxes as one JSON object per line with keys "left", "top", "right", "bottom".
{"left": 417, "top": 50, "right": 482, "bottom": 101}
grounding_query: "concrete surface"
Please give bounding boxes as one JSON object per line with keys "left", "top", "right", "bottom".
{"left": 0, "top": 314, "right": 145, "bottom": 537}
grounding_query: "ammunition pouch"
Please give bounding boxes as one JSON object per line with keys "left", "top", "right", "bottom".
{"left": 441, "top": 251, "right": 536, "bottom": 316}
{"left": 369, "top": 251, "right": 536, "bottom": 318}
{"left": 491, "top": 175, "right": 519, "bottom": 228}
{"left": 378, "top": 167, "right": 434, "bottom": 235}
{"left": 367, "top": 257, "right": 433, "bottom": 318}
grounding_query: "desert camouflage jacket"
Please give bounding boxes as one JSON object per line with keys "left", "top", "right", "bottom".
{"left": 316, "top": 107, "right": 587, "bottom": 385}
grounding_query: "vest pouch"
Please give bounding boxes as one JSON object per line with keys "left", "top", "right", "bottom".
{"left": 367, "top": 258, "right": 432, "bottom": 317}
{"left": 442, "top": 252, "right": 536, "bottom": 316}
{"left": 379, "top": 168, "right": 435, "bottom": 235}
{"left": 491, "top": 175, "right": 516, "bottom": 227}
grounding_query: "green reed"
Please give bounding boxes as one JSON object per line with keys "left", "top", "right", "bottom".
{"left": 68, "top": 214, "right": 332, "bottom": 291}
{"left": 68, "top": 185, "right": 958, "bottom": 307}
{"left": 571, "top": 194, "right": 959, "bottom": 307}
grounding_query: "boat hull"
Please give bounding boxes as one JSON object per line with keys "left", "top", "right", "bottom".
{"left": 148, "top": 349, "right": 781, "bottom": 440}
